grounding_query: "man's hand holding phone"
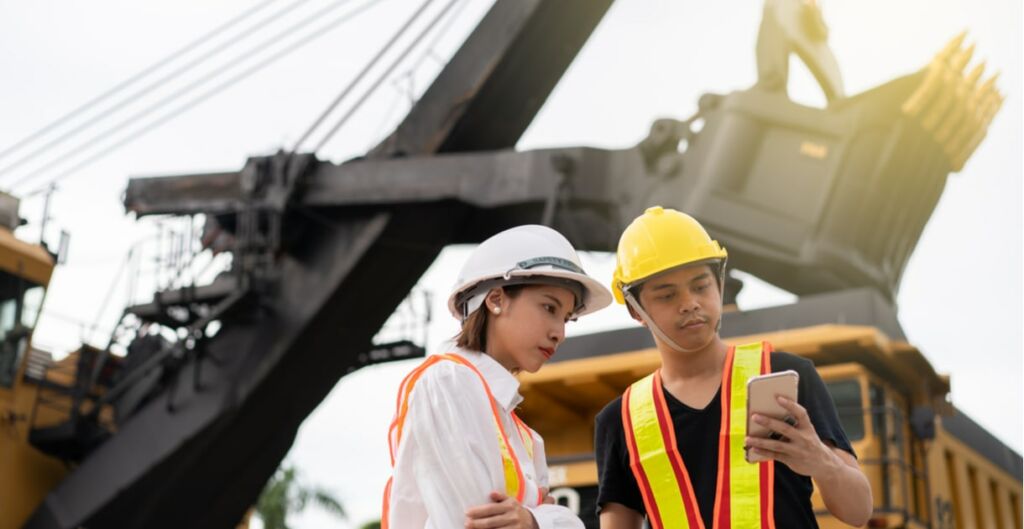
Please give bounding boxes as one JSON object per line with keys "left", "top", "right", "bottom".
{"left": 744, "top": 370, "right": 799, "bottom": 463}
{"left": 745, "top": 373, "right": 843, "bottom": 478}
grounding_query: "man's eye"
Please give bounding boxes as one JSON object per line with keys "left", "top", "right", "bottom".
{"left": 658, "top": 292, "right": 675, "bottom": 301}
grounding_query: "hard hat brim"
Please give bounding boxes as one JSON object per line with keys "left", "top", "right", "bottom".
{"left": 613, "top": 257, "right": 727, "bottom": 304}
{"left": 448, "top": 268, "right": 612, "bottom": 321}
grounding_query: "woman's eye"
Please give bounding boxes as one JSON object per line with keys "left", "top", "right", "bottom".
{"left": 543, "top": 304, "right": 555, "bottom": 313}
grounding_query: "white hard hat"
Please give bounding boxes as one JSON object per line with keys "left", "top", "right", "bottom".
{"left": 447, "top": 225, "right": 613, "bottom": 321}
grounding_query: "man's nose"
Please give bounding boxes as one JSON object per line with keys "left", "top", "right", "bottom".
{"left": 678, "top": 292, "right": 699, "bottom": 314}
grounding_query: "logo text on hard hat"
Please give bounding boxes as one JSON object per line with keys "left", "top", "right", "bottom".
{"left": 514, "top": 257, "right": 585, "bottom": 275}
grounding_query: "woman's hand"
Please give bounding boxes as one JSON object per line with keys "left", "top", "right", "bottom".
{"left": 465, "top": 491, "right": 539, "bottom": 529}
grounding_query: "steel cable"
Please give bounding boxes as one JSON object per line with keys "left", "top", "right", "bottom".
{"left": 0, "top": 0, "right": 282, "bottom": 163}
{"left": 0, "top": 0, "right": 319, "bottom": 178}
{"left": 312, "top": 0, "right": 461, "bottom": 152}
{"left": 13, "top": 0, "right": 380, "bottom": 193}
{"left": 293, "top": 0, "right": 439, "bottom": 152}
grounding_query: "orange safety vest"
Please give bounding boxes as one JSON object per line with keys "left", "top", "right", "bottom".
{"left": 622, "top": 342, "right": 776, "bottom": 529}
{"left": 381, "top": 353, "right": 540, "bottom": 529}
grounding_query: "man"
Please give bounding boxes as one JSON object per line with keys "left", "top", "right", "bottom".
{"left": 595, "top": 206, "right": 872, "bottom": 528}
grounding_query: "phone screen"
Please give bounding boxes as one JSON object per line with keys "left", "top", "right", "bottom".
{"left": 745, "top": 370, "right": 799, "bottom": 462}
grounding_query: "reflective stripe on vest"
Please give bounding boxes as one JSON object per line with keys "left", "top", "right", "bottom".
{"left": 511, "top": 412, "right": 546, "bottom": 506}
{"left": 511, "top": 413, "right": 535, "bottom": 461}
{"left": 381, "top": 353, "right": 528, "bottom": 529}
{"left": 622, "top": 342, "right": 776, "bottom": 529}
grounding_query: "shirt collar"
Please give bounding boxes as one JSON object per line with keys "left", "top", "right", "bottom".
{"left": 453, "top": 348, "right": 524, "bottom": 412}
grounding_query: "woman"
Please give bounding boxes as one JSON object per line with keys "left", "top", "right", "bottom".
{"left": 383, "top": 225, "right": 612, "bottom": 529}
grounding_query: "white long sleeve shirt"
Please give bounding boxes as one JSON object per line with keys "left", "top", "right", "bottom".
{"left": 386, "top": 348, "right": 584, "bottom": 529}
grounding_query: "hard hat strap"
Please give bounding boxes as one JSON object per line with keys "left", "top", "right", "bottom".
{"left": 623, "top": 290, "right": 689, "bottom": 354}
{"left": 714, "top": 260, "right": 728, "bottom": 305}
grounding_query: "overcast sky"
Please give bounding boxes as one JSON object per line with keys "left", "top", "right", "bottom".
{"left": 1, "top": 1, "right": 1020, "bottom": 527}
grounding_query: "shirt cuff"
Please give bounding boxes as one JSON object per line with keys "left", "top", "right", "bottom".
{"left": 527, "top": 504, "right": 585, "bottom": 529}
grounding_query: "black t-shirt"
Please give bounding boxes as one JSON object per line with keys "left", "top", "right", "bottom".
{"left": 594, "top": 352, "right": 854, "bottom": 528}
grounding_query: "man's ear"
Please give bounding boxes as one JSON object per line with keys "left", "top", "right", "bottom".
{"left": 626, "top": 303, "right": 646, "bottom": 326}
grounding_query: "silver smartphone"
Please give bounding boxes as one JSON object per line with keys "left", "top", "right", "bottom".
{"left": 745, "top": 370, "right": 799, "bottom": 463}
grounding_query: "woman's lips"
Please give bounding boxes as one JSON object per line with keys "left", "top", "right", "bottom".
{"left": 539, "top": 347, "right": 555, "bottom": 359}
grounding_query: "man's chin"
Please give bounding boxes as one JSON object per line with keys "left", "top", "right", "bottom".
{"left": 653, "top": 340, "right": 699, "bottom": 354}
{"left": 667, "top": 331, "right": 715, "bottom": 353}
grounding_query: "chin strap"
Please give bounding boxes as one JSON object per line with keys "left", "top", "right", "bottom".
{"left": 624, "top": 290, "right": 688, "bottom": 353}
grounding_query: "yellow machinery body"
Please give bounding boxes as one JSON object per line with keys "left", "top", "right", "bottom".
{"left": 518, "top": 324, "right": 1023, "bottom": 529}
{"left": 0, "top": 222, "right": 64, "bottom": 529}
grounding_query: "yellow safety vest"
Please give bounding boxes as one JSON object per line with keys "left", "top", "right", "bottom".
{"left": 381, "top": 353, "right": 538, "bottom": 529}
{"left": 622, "top": 342, "right": 776, "bottom": 529}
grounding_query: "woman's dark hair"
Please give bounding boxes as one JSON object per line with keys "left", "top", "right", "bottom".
{"left": 454, "top": 285, "right": 525, "bottom": 351}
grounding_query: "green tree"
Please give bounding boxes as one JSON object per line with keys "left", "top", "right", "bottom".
{"left": 358, "top": 522, "right": 381, "bottom": 529}
{"left": 255, "top": 464, "right": 345, "bottom": 529}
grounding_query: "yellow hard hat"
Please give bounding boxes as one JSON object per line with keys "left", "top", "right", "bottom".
{"left": 611, "top": 206, "right": 727, "bottom": 304}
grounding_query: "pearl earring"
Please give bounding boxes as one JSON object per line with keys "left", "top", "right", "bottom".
{"left": 493, "top": 307, "right": 501, "bottom": 315}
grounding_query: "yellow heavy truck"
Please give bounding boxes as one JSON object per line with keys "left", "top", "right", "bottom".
{"left": 0, "top": 190, "right": 68, "bottom": 528}
{"left": 519, "top": 293, "right": 1023, "bottom": 529}
{"left": 0, "top": 189, "right": 248, "bottom": 529}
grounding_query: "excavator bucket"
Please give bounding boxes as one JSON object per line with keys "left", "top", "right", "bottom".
{"left": 670, "top": 32, "right": 1002, "bottom": 299}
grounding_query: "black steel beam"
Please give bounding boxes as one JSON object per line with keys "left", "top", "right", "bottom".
{"left": 124, "top": 171, "right": 244, "bottom": 217}
{"left": 370, "top": 0, "right": 614, "bottom": 156}
{"left": 123, "top": 147, "right": 632, "bottom": 216}
{"left": 303, "top": 148, "right": 625, "bottom": 207}
{"left": 120, "top": 146, "right": 640, "bottom": 253}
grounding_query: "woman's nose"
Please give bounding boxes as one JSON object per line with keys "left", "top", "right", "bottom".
{"left": 550, "top": 323, "right": 565, "bottom": 344}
